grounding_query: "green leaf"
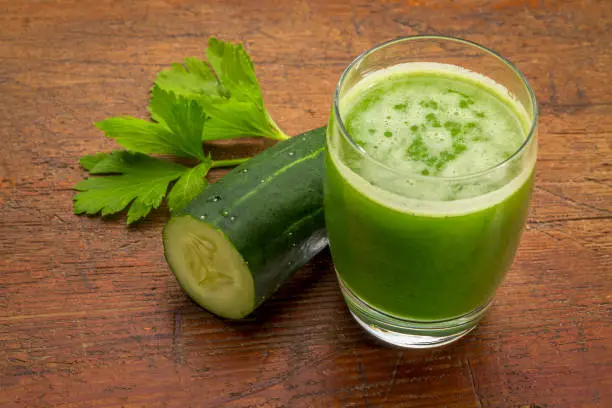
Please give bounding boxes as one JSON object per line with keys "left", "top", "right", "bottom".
{"left": 153, "top": 57, "right": 222, "bottom": 101}
{"left": 200, "top": 38, "right": 287, "bottom": 140}
{"left": 200, "top": 99, "right": 283, "bottom": 140}
{"left": 79, "top": 152, "right": 109, "bottom": 171}
{"left": 73, "top": 151, "right": 188, "bottom": 224}
{"left": 184, "top": 57, "right": 216, "bottom": 83}
{"left": 95, "top": 116, "right": 177, "bottom": 156}
{"left": 96, "top": 89, "right": 207, "bottom": 160}
{"left": 206, "top": 37, "right": 261, "bottom": 102}
{"left": 167, "top": 158, "right": 212, "bottom": 213}
{"left": 152, "top": 37, "right": 288, "bottom": 141}
{"left": 148, "top": 87, "right": 209, "bottom": 160}
{"left": 126, "top": 199, "right": 153, "bottom": 225}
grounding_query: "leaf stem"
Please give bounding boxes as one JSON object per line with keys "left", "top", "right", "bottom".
{"left": 274, "top": 130, "right": 291, "bottom": 140}
{"left": 211, "top": 158, "right": 250, "bottom": 168}
{"left": 265, "top": 111, "right": 291, "bottom": 140}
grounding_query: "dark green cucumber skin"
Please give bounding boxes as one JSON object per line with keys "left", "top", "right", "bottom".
{"left": 176, "top": 126, "right": 327, "bottom": 311}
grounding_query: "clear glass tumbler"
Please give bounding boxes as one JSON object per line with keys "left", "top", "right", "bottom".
{"left": 324, "top": 36, "right": 538, "bottom": 348}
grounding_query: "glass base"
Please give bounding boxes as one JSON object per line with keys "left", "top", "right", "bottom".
{"left": 338, "top": 276, "right": 492, "bottom": 349}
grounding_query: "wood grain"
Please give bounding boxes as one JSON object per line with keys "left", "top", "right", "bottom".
{"left": 0, "top": 0, "right": 610, "bottom": 407}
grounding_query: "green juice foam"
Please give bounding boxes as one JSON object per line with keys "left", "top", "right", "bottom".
{"left": 331, "top": 62, "right": 536, "bottom": 216}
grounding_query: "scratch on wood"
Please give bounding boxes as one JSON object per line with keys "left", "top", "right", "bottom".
{"left": 352, "top": 17, "right": 361, "bottom": 36}
{"left": 529, "top": 215, "right": 612, "bottom": 225}
{"left": 172, "top": 310, "right": 184, "bottom": 365}
{"left": 211, "top": 348, "right": 342, "bottom": 407}
{"left": 161, "top": 0, "right": 199, "bottom": 17}
{"left": 77, "top": 268, "right": 93, "bottom": 291}
{"left": 465, "top": 358, "right": 483, "bottom": 408}
{"left": 351, "top": 4, "right": 362, "bottom": 36}
{"left": 76, "top": 319, "right": 88, "bottom": 358}
{"left": 352, "top": 348, "right": 371, "bottom": 408}
{"left": 584, "top": 177, "right": 612, "bottom": 188}
{"left": 382, "top": 350, "right": 403, "bottom": 403}
{"left": 0, "top": 159, "right": 14, "bottom": 205}
{"left": 52, "top": 214, "right": 67, "bottom": 224}
{"left": 548, "top": 71, "right": 558, "bottom": 109}
{"left": 527, "top": 225, "right": 563, "bottom": 242}
{"left": 535, "top": 186, "right": 612, "bottom": 215}
{"left": 393, "top": 18, "right": 423, "bottom": 34}
{"left": 251, "top": 28, "right": 280, "bottom": 41}
{"left": 78, "top": 222, "right": 95, "bottom": 292}
{"left": 0, "top": 307, "right": 153, "bottom": 323}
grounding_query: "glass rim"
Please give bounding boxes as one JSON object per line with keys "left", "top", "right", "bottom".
{"left": 332, "top": 35, "right": 539, "bottom": 181}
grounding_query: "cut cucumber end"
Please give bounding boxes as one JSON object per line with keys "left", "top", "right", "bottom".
{"left": 163, "top": 215, "right": 255, "bottom": 319}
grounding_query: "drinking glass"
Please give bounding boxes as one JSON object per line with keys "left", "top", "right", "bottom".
{"left": 324, "top": 36, "right": 538, "bottom": 348}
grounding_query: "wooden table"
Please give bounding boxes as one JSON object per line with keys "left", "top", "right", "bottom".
{"left": 1, "top": 1, "right": 610, "bottom": 407}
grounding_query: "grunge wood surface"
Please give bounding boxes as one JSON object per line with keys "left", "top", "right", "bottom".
{"left": 1, "top": 0, "right": 610, "bottom": 407}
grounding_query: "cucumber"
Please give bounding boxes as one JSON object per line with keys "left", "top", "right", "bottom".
{"left": 163, "top": 127, "right": 327, "bottom": 319}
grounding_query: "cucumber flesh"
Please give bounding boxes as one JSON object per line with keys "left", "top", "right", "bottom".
{"left": 164, "top": 216, "right": 254, "bottom": 319}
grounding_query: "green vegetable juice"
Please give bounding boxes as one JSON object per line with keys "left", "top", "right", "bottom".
{"left": 325, "top": 62, "right": 535, "bottom": 321}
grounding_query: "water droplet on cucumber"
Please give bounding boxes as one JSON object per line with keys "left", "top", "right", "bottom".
{"left": 229, "top": 216, "right": 236, "bottom": 221}
{"left": 220, "top": 209, "right": 229, "bottom": 217}
{"left": 288, "top": 152, "right": 295, "bottom": 156}
{"left": 211, "top": 195, "right": 221, "bottom": 202}
{"left": 241, "top": 168, "right": 248, "bottom": 173}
